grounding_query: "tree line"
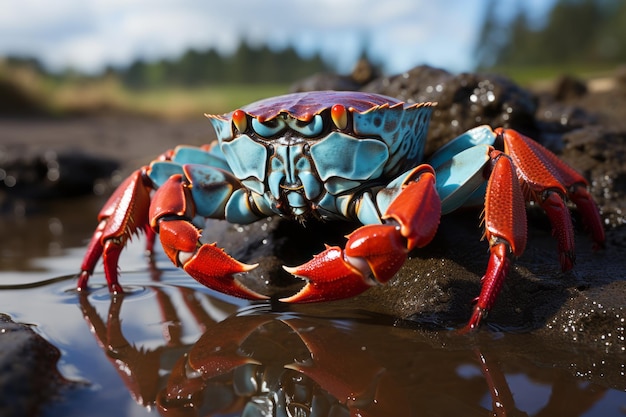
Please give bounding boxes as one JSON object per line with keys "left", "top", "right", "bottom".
{"left": 116, "top": 41, "right": 331, "bottom": 89}
{"left": 2, "top": 41, "right": 331, "bottom": 89}
{"left": 475, "top": 0, "right": 626, "bottom": 69}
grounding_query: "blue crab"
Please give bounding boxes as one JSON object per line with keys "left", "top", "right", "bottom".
{"left": 78, "top": 91, "right": 605, "bottom": 331}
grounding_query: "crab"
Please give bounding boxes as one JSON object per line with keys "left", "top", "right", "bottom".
{"left": 78, "top": 91, "right": 605, "bottom": 331}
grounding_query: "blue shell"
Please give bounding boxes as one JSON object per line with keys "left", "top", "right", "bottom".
{"left": 206, "top": 91, "right": 435, "bottom": 222}
{"left": 148, "top": 92, "right": 499, "bottom": 227}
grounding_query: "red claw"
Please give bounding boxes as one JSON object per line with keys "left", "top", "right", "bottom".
{"left": 383, "top": 166, "right": 440, "bottom": 251}
{"left": 281, "top": 246, "right": 371, "bottom": 303}
{"left": 345, "top": 224, "right": 408, "bottom": 283}
{"left": 79, "top": 163, "right": 267, "bottom": 300}
{"left": 149, "top": 175, "right": 266, "bottom": 300}
{"left": 182, "top": 243, "right": 266, "bottom": 300}
{"left": 282, "top": 165, "right": 441, "bottom": 304}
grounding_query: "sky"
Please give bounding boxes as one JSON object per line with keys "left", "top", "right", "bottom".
{"left": 1, "top": 0, "right": 557, "bottom": 76}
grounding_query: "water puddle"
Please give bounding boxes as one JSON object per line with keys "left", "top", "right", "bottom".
{"left": 0, "top": 198, "right": 624, "bottom": 416}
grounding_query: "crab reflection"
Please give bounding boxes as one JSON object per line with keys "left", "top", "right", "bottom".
{"left": 79, "top": 289, "right": 411, "bottom": 416}
{"left": 78, "top": 280, "right": 610, "bottom": 417}
{"left": 158, "top": 313, "right": 418, "bottom": 416}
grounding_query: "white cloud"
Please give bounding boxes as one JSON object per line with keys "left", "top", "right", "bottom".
{"left": 0, "top": 0, "right": 555, "bottom": 75}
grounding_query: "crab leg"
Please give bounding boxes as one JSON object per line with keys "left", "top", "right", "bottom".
{"left": 282, "top": 165, "right": 441, "bottom": 303}
{"left": 498, "top": 128, "right": 605, "bottom": 255}
{"left": 149, "top": 174, "right": 267, "bottom": 300}
{"left": 78, "top": 146, "right": 179, "bottom": 293}
{"left": 462, "top": 150, "right": 527, "bottom": 332}
{"left": 463, "top": 128, "right": 606, "bottom": 331}
{"left": 78, "top": 168, "right": 153, "bottom": 293}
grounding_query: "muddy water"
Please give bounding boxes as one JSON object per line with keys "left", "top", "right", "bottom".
{"left": 0, "top": 196, "right": 625, "bottom": 417}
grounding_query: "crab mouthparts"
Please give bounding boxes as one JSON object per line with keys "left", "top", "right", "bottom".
{"left": 280, "top": 182, "right": 304, "bottom": 192}
{"left": 278, "top": 181, "right": 309, "bottom": 217}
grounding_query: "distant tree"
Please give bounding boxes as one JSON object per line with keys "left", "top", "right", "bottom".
{"left": 201, "top": 48, "right": 226, "bottom": 83}
{"left": 2, "top": 56, "right": 46, "bottom": 74}
{"left": 594, "top": 0, "right": 626, "bottom": 61}
{"left": 496, "top": 10, "right": 535, "bottom": 67}
{"left": 117, "top": 39, "right": 332, "bottom": 89}
{"left": 227, "top": 41, "right": 252, "bottom": 83}
{"left": 123, "top": 59, "right": 148, "bottom": 88}
{"left": 475, "top": 0, "right": 625, "bottom": 69}
{"left": 534, "top": 0, "right": 606, "bottom": 64}
{"left": 474, "top": 0, "right": 509, "bottom": 69}
{"left": 178, "top": 49, "right": 205, "bottom": 86}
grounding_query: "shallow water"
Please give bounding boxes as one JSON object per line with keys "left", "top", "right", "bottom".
{"left": 0, "top": 196, "right": 625, "bottom": 416}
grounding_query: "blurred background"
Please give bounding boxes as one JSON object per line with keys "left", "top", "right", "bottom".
{"left": 1, "top": 0, "right": 624, "bottom": 118}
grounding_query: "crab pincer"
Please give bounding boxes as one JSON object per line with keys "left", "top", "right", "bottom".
{"left": 283, "top": 165, "right": 440, "bottom": 303}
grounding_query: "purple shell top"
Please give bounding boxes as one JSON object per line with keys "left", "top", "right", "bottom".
{"left": 237, "top": 91, "right": 405, "bottom": 122}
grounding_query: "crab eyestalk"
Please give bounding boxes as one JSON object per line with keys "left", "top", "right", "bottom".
{"left": 331, "top": 104, "right": 348, "bottom": 130}
{"left": 231, "top": 109, "right": 248, "bottom": 133}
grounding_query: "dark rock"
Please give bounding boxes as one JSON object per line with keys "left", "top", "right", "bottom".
{"left": 350, "top": 57, "right": 381, "bottom": 85}
{"left": 361, "top": 65, "right": 539, "bottom": 155}
{"left": 553, "top": 75, "right": 588, "bottom": 101}
{"left": 290, "top": 72, "right": 363, "bottom": 93}
{"left": 290, "top": 58, "right": 381, "bottom": 93}
{"left": 559, "top": 127, "right": 626, "bottom": 228}
{"left": 213, "top": 210, "right": 625, "bottom": 353}
{"left": 0, "top": 314, "right": 74, "bottom": 417}
{"left": 0, "top": 146, "right": 119, "bottom": 199}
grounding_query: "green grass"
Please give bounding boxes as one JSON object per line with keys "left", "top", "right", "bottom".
{"left": 51, "top": 79, "right": 291, "bottom": 118}
{"left": 118, "top": 83, "right": 290, "bottom": 118}
{"left": 0, "top": 62, "right": 290, "bottom": 118}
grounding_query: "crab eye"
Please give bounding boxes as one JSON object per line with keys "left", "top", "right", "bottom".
{"left": 251, "top": 117, "right": 286, "bottom": 137}
{"left": 232, "top": 109, "right": 248, "bottom": 132}
{"left": 331, "top": 104, "right": 348, "bottom": 130}
{"left": 287, "top": 114, "right": 324, "bottom": 137}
